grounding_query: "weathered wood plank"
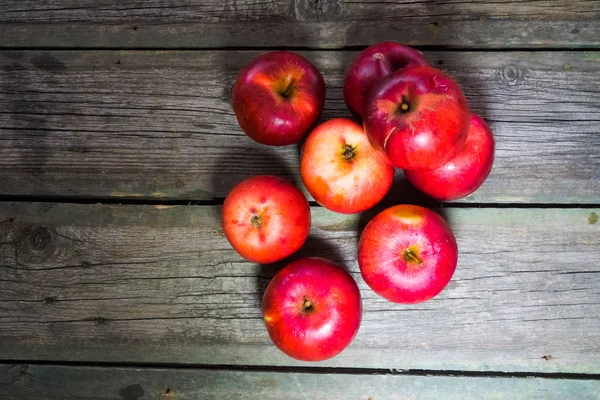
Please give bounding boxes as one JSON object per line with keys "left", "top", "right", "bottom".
{"left": 1, "top": 50, "right": 599, "bottom": 203}
{"left": 0, "top": 364, "right": 598, "bottom": 400}
{"left": 0, "top": 203, "right": 598, "bottom": 373}
{"left": 1, "top": 1, "right": 599, "bottom": 48}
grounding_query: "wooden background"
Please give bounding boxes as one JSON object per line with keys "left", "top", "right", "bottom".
{"left": 0, "top": 1, "right": 599, "bottom": 399}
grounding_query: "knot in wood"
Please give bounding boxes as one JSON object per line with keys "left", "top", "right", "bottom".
{"left": 501, "top": 65, "right": 524, "bottom": 86}
{"left": 30, "top": 226, "right": 53, "bottom": 252}
{"left": 16, "top": 225, "right": 65, "bottom": 268}
{"left": 295, "top": 0, "right": 342, "bottom": 22}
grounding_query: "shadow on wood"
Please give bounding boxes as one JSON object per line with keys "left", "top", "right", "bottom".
{"left": 384, "top": 170, "right": 440, "bottom": 206}
{"left": 208, "top": 144, "right": 299, "bottom": 219}
{"left": 255, "top": 234, "right": 347, "bottom": 303}
{"left": 440, "top": 51, "right": 493, "bottom": 122}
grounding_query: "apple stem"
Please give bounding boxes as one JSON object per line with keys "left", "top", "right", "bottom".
{"left": 404, "top": 248, "right": 424, "bottom": 266}
{"left": 279, "top": 78, "right": 296, "bottom": 99}
{"left": 302, "top": 298, "right": 313, "bottom": 312}
{"left": 397, "top": 97, "right": 411, "bottom": 114}
{"left": 341, "top": 144, "right": 357, "bottom": 161}
{"left": 251, "top": 215, "right": 262, "bottom": 228}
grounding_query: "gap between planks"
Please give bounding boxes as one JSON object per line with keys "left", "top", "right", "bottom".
{"left": 1, "top": 46, "right": 600, "bottom": 52}
{"left": 1, "top": 360, "right": 599, "bottom": 380}
{"left": 0, "top": 196, "right": 598, "bottom": 209}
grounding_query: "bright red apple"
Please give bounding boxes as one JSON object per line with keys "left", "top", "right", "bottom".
{"left": 364, "top": 66, "right": 470, "bottom": 171}
{"left": 300, "top": 118, "right": 394, "bottom": 214}
{"left": 232, "top": 51, "right": 326, "bottom": 146}
{"left": 358, "top": 204, "right": 458, "bottom": 303}
{"left": 262, "top": 257, "right": 362, "bottom": 361}
{"left": 222, "top": 175, "right": 310, "bottom": 264}
{"left": 344, "top": 41, "right": 429, "bottom": 117}
{"left": 405, "top": 114, "right": 495, "bottom": 200}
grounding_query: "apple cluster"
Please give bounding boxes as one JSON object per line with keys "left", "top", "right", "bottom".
{"left": 223, "top": 42, "right": 495, "bottom": 362}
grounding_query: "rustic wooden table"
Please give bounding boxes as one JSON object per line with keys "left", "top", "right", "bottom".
{"left": 1, "top": 1, "right": 599, "bottom": 399}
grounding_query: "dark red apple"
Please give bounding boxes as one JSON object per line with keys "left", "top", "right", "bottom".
{"left": 405, "top": 114, "right": 495, "bottom": 200}
{"left": 344, "top": 41, "right": 429, "bottom": 117}
{"left": 232, "top": 51, "right": 326, "bottom": 146}
{"left": 222, "top": 175, "right": 310, "bottom": 264}
{"left": 364, "top": 66, "right": 470, "bottom": 171}
{"left": 262, "top": 257, "right": 362, "bottom": 361}
{"left": 300, "top": 118, "right": 394, "bottom": 214}
{"left": 358, "top": 204, "right": 458, "bottom": 303}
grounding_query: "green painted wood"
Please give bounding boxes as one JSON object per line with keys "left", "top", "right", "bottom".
{"left": 0, "top": 203, "right": 598, "bottom": 372}
{"left": 1, "top": 50, "right": 599, "bottom": 203}
{"left": 0, "top": 1, "right": 599, "bottom": 48}
{"left": 0, "top": 364, "right": 598, "bottom": 400}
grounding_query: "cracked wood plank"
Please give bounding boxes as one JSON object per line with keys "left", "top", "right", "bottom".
{"left": 1, "top": 50, "right": 599, "bottom": 203}
{"left": 0, "top": 203, "right": 598, "bottom": 373}
{"left": 0, "top": 0, "right": 599, "bottom": 48}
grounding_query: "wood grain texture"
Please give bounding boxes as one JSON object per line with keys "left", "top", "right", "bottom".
{"left": 0, "top": 364, "right": 598, "bottom": 400}
{"left": 1, "top": 50, "right": 599, "bottom": 203}
{"left": 0, "top": 203, "right": 598, "bottom": 373}
{"left": 1, "top": 1, "right": 599, "bottom": 48}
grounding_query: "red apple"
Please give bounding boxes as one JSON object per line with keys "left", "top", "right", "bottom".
{"left": 358, "top": 204, "right": 458, "bottom": 303}
{"left": 232, "top": 51, "right": 326, "bottom": 146}
{"left": 300, "top": 118, "right": 394, "bottom": 214}
{"left": 364, "top": 66, "right": 470, "bottom": 171}
{"left": 262, "top": 257, "right": 362, "bottom": 361}
{"left": 405, "top": 114, "right": 495, "bottom": 200}
{"left": 222, "top": 175, "right": 310, "bottom": 264}
{"left": 344, "top": 41, "right": 429, "bottom": 117}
